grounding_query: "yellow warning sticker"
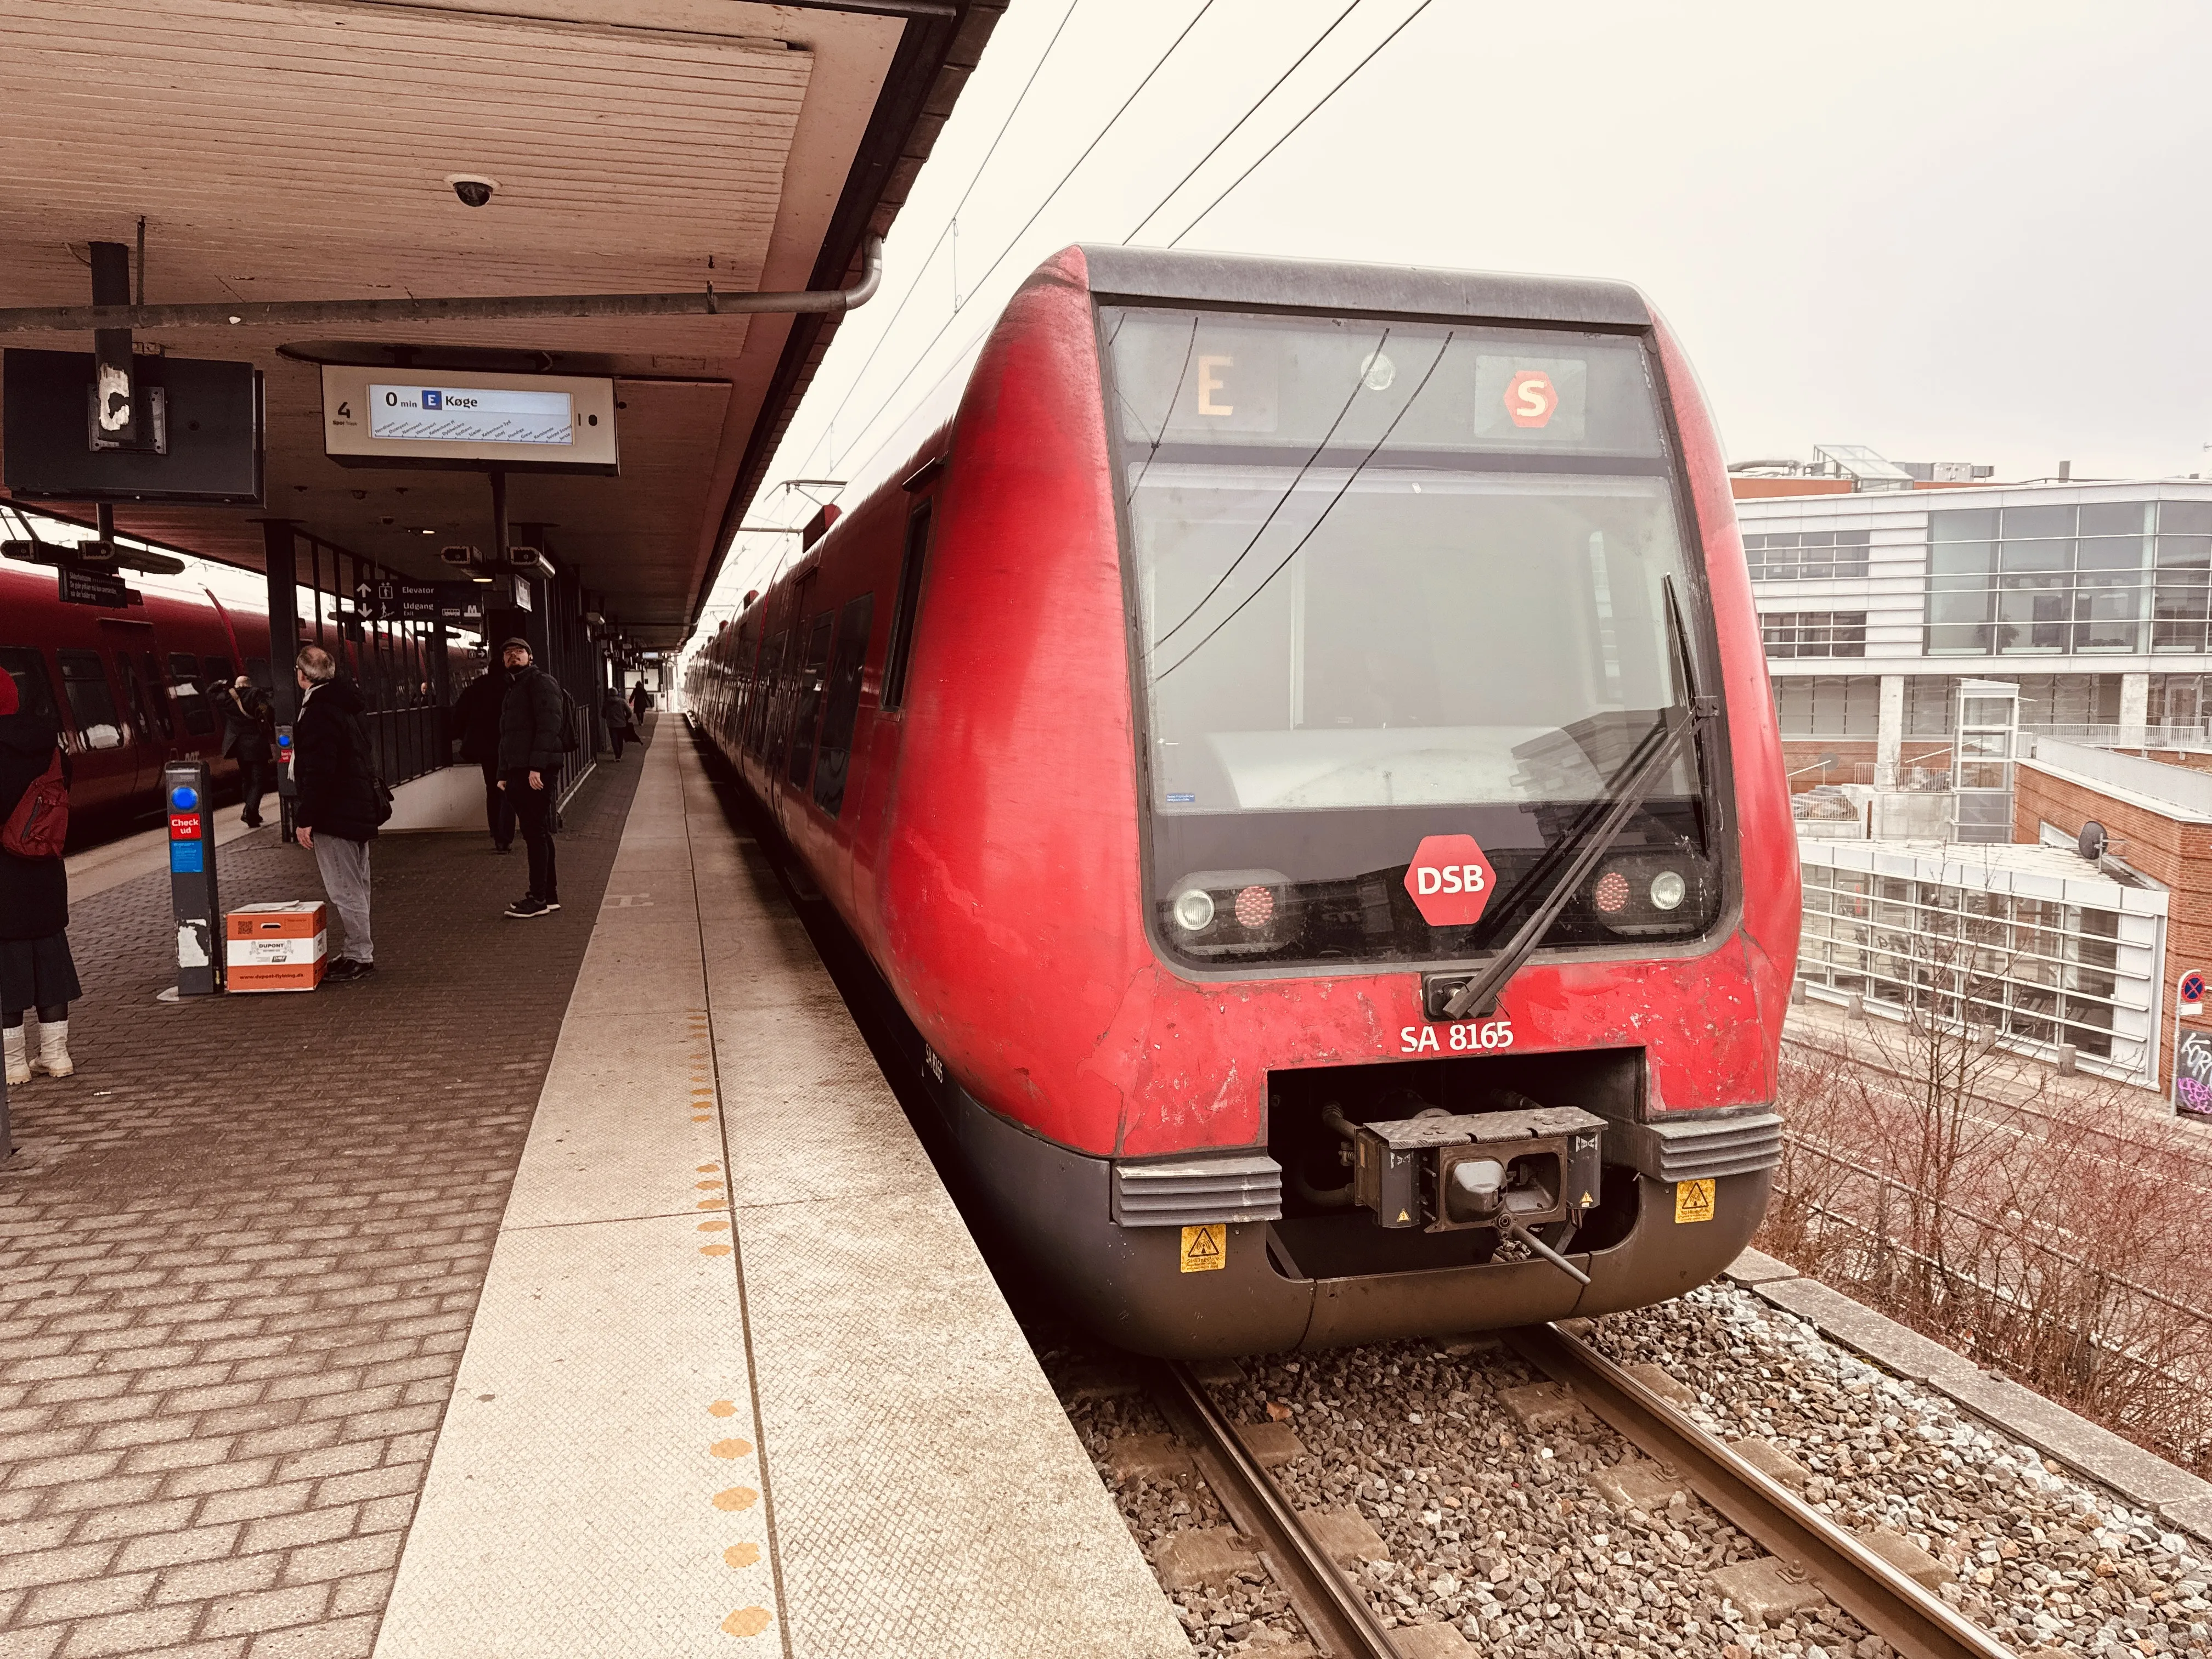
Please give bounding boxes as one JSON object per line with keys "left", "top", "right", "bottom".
{"left": 1180, "top": 1223, "right": 1227, "bottom": 1273}
{"left": 1674, "top": 1178, "right": 1717, "bottom": 1224}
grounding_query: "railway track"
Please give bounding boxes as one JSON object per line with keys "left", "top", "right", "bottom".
{"left": 1139, "top": 1324, "right": 2019, "bottom": 1659}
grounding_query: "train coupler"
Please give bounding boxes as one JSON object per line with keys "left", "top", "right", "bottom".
{"left": 1325, "top": 1101, "right": 1605, "bottom": 1254}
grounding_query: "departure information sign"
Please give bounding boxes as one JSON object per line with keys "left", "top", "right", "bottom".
{"left": 368, "top": 385, "right": 573, "bottom": 446}
{"left": 321, "top": 366, "right": 618, "bottom": 475}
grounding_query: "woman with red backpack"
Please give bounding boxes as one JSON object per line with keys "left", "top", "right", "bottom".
{"left": 0, "top": 665, "right": 78, "bottom": 1085}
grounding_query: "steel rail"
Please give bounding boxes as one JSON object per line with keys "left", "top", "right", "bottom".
{"left": 1504, "top": 1324, "right": 2018, "bottom": 1659}
{"left": 1150, "top": 1361, "right": 1403, "bottom": 1659}
{"left": 0, "top": 239, "right": 884, "bottom": 334}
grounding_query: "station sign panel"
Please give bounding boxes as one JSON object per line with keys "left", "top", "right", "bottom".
{"left": 352, "top": 578, "right": 490, "bottom": 625}
{"left": 3, "top": 349, "right": 264, "bottom": 505}
{"left": 320, "top": 366, "right": 619, "bottom": 476}
{"left": 57, "top": 565, "right": 133, "bottom": 608}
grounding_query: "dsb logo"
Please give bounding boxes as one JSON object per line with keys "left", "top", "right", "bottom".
{"left": 1403, "top": 834, "right": 1496, "bottom": 928}
{"left": 1414, "top": 864, "right": 1485, "bottom": 896}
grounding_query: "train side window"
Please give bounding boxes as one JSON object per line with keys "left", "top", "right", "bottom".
{"left": 205, "top": 655, "right": 233, "bottom": 689}
{"left": 811, "top": 594, "right": 876, "bottom": 817}
{"left": 246, "top": 657, "right": 270, "bottom": 690}
{"left": 881, "top": 503, "right": 933, "bottom": 713}
{"left": 785, "top": 611, "right": 836, "bottom": 788}
{"left": 166, "top": 652, "right": 217, "bottom": 735}
{"left": 56, "top": 650, "right": 123, "bottom": 749}
{"left": 747, "top": 630, "right": 786, "bottom": 756}
{"left": 0, "top": 647, "right": 59, "bottom": 725}
{"left": 136, "top": 652, "right": 177, "bottom": 740}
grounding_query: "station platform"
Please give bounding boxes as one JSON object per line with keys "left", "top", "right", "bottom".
{"left": 0, "top": 724, "right": 1184, "bottom": 1658}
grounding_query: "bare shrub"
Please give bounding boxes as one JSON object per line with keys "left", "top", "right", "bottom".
{"left": 1763, "top": 963, "right": 2212, "bottom": 1472}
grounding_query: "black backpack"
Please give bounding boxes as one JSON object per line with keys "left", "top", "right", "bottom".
{"left": 557, "top": 684, "right": 580, "bottom": 753}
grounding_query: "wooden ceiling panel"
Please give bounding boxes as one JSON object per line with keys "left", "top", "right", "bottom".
{"left": 0, "top": 0, "right": 1002, "bottom": 647}
{"left": 2, "top": 0, "right": 811, "bottom": 303}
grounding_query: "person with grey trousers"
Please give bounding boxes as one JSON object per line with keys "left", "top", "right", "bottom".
{"left": 494, "top": 638, "right": 568, "bottom": 917}
{"left": 291, "top": 646, "right": 386, "bottom": 983}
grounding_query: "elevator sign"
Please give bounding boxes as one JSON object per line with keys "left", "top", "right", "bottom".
{"left": 1404, "top": 834, "right": 1496, "bottom": 928}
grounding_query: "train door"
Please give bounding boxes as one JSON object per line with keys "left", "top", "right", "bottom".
{"left": 164, "top": 651, "right": 222, "bottom": 766}
{"left": 107, "top": 648, "right": 169, "bottom": 803}
{"left": 131, "top": 648, "right": 185, "bottom": 785}
{"left": 777, "top": 608, "right": 834, "bottom": 838}
{"left": 764, "top": 571, "right": 816, "bottom": 785}
{"left": 52, "top": 647, "right": 132, "bottom": 815}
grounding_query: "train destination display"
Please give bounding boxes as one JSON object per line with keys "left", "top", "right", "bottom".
{"left": 367, "top": 385, "right": 574, "bottom": 447}
{"left": 320, "top": 366, "right": 619, "bottom": 474}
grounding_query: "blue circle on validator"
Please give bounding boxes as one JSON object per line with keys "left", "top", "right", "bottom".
{"left": 171, "top": 786, "right": 198, "bottom": 810}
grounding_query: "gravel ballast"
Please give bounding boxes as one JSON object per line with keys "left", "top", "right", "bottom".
{"left": 1045, "top": 1282, "right": 2212, "bottom": 1658}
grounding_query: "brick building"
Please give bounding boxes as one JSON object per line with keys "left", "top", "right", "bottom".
{"left": 2016, "top": 738, "right": 2212, "bottom": 1091}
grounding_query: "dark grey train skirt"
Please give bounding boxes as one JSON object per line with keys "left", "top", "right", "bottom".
{"left": 1, "top": 933, "right": 81, "bottom": 1015}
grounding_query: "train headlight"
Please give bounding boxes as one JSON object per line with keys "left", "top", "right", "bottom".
{"left": 1172, "top": 888, "right": 1216, "bottom": 932}
{"left": 1649, "top": 870, "right": 1687, "bottom": 911}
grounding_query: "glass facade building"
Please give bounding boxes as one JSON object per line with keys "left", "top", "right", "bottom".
{"left": 1796, "top": 839, "right": 2164, "bottom": 1085}
{"left": 1925, "top": 500, "right": 2212, "bottom": 657}
{"left": 1743, "top": 481, "right": 2212, "bottom": 755}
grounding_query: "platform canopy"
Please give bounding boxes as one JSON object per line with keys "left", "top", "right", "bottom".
{"left": 0, "top": 0, "right": 1002, "bottom": 647}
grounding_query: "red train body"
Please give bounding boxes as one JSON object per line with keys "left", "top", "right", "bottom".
{"left": 689, "top": 247, "right": 1799, "bottom": 1356}
{"left": 1, "top": 561, "right": 469, "bottom": 839}
{"left": 1, "top": 562, "right": 275, "bottom": 826}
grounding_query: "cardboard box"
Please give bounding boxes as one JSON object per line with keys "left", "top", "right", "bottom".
{"left": 225, "top": 902, "right": 329, "bottom": 992}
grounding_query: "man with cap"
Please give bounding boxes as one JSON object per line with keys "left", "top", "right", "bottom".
{"left": 494, "top": 637, "right": 568, "bottom": 917}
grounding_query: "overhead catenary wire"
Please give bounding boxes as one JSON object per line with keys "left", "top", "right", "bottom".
{"left": 1167, "top": 0, "right": 1437, "bottom": 247}
{"left": 1147, "top": 323, "right": 1392, "bottom": 650}
{"left": 1155, "top": 328, "right": 1455, "bottom": 681}
{"left": 809, "top": 0, "right": 1224, "bottom": 488}
{"left": 1120, "top": 0, "right": 1366, "bottom": 246}
{"left": 721, "top": 0, "right": 1088, "bottom": 603}
{"left": 826, "top": 0, "right": 1434, "bottom": 490}
{"left": 796, "top": 0, "right": 1087, "bottom": 480}
{"left": 710, "top": 0, "right": 1436, "bottom": 628}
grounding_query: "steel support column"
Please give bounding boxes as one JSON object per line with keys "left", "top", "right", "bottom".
{"left": 261, "top": 520, "right": 300, "bottom": 841}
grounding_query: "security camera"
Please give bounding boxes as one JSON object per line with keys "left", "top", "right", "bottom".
{"left": 445, "top": 174, "right": 498, "bottom": 208}
{"left": 440, "top": 545, "right": 479, "bottom": 566}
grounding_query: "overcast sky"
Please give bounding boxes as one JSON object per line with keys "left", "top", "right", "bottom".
{"left": 706, "top": 0, "right": 2212, "bottom": 619}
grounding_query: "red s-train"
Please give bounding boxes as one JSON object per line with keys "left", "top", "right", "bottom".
{"left": 687, "top": 247, "right": 1798, "bottom": 1357}
{"left": 1, "top": 562, "right": 276, "bottom": 826}
{"left": 1, "top": 559, "right": 468, "bottom": 839}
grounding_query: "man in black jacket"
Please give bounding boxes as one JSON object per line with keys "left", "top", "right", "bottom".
{"left": 216, "top": 676, "right": 274, "bottom": 829}
{"left": 450, "top": 668, "right": 515, "bottom": 851}
{"left": 494, "top": 638, "right": 568, "bottom": 918}
{"left": 292, "top": 646, "right": 385, "bottom": 982}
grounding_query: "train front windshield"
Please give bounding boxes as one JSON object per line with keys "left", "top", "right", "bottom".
{"left": 1102, "top": 307, "right": 1725, "bottom": 972}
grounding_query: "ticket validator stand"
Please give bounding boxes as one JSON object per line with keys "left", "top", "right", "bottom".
{"left": 274, "top": 723, "right": 297, "bottom": 842}
{"left": 164, "top": 761, "right": 222, "bottom": 996}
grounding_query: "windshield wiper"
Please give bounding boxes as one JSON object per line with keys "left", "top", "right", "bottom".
{"left": 1441, "top": 575, "right": 1717, "bottom": 1021}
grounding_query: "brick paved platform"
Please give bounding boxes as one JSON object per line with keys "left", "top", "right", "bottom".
{"left": 0, "top": 741, "right": 651, "bottom": 1659}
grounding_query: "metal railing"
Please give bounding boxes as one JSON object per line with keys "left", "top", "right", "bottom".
{"left": 1768, "top": 1136, "right": 2212, "bottom": 1472}
{"left": 2027, "top": 723, "right": 2212, "bottom": 752}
